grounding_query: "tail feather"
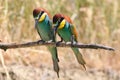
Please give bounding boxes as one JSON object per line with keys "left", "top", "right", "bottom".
{"left": 72, "top": 48, "right": 86, "bottom": 69}
{"left": 47, "top": 46, "right": 59, "bottom": 77}
{"left": 53, "top": 59, "right": 59, "bottom": 77}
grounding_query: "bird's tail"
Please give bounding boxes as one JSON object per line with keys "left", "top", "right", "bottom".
{"left": 47, "top": 46, "right": 59, "bottom": 77}
{"left": 72, "top": 48, "right": 86, "bottom": 69}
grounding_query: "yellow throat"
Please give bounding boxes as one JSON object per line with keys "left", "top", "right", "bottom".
{"left": 58, "top": 19, "right": 66, "bottom": 29}
{"left": 39, "top": 13, "right": 47, "bottom": 22}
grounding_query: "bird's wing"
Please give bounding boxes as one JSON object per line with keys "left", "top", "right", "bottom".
{"left": 69, "top": 24, "right": 78, "bottom": 42}
{"left": 47, "top": 19, "right": 56, "bottom": 41}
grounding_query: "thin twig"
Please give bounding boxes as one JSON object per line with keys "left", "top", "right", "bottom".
{"left": 0, "top": 40, "right": 115, "bottom": 51}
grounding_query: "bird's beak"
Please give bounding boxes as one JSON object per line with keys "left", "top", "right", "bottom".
{"left": 35, "top": 19, "right": 38, "bottom": 28}
{"left": 53, "top": 24, "right": 58, "bottom": 37}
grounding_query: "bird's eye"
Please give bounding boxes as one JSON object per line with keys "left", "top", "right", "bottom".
{"left": 38, "top": 11, "right": 44, "bottom": 19}
{"left": 58, "top": 19, "right": 61, "bottom": 23}
{"left": 38, "top": 12, "right": 42, "bottom": 19}
{"left": 38, "top": 12, "right": 47, "bottom": 22}
{"left": 58, "top": 17, "right": 64, "bottom": 24}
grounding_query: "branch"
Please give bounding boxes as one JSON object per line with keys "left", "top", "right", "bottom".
{"left": 0, "top": 40, "right": 115, "bottom": 51}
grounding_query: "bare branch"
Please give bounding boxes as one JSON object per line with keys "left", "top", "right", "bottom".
{"left": 0, "top": 40, "right": 115, "bottom": 51}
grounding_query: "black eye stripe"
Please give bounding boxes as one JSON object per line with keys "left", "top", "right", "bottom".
{"left": 57, "top": 17, "right": 64, "bottom": 27}
{"left": 58, "top": 17, "right": 64, "bottom": 24}
{"left": 38, "top": 11, "right": 44, "bottom": 19}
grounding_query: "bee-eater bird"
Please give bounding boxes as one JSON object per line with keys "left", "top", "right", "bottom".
{"left": 53, "top": 14, "right": 86, "bottom": 69}
{"left": 33, "top": 8, "right": 59, "bottom": 77}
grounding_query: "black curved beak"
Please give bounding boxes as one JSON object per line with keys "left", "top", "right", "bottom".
{"left": 53, "top": 24, "right": 58, "bottom": 37}
{"left": 35, "top": 19, "right": 38, "bottom": 28}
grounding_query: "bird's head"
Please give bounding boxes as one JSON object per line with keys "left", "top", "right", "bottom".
{"left": 33, "top": 8, "right": 48, "bottom": 27}
{"left": 53, "top": 13, "right": 73, "bottom": 29}
{"left": 53, "top": 13, "right": 72, "bottom": 24}
{"left": 53, "top": 14, "right": 64, "bottom": 24}
{"left": 53, "top": 14, "right": 67, "bottom": 29}
{"left": 53, "top": 14, "right": 66, "bottom": 36}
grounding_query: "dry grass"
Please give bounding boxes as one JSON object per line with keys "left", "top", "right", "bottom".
{"left": 0, "top": 0, "right": 120, "bottom": 80}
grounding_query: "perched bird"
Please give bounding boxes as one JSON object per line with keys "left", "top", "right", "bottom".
{"left": 33, "top": 8, "right": 59, "bottom": 77}
{"left": 53, "top": 14, "right": 86, "bottom": 69}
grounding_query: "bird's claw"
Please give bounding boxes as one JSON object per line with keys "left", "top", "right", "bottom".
{"left": 71, "top": 41, "right": 77, "bottom": 47}
{"left": 70, "top": 35, "right": 76, "bottom": 46}
{"left": 56, "top": 41, "right": 62, "bottom": 46}
{"left": 56, "top": 37, "right": 63, "bottom": 46}
{"left": 37, "top": 40, "right": 45, "bottom": 43}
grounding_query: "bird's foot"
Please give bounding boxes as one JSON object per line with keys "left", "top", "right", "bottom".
{"left": 71, "top": 41, "right": 77, "bottom": 47}
{"left": 56, "top": 40, "right": 63, "bottom": 46}
{"left": 37, "top": 40, "right": 45, "bottom": 43}
{"left": 70, "top": 35, "right": 77, "bottom": 46}
{"left": 56, "top": 36, "right": 63, "bottom": 46}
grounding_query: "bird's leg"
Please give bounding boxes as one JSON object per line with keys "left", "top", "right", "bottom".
{"left": 58, "top": 37, "right": 63, "bottom": 43}
{"left": 37, "top": 39, "right": 45, "bottom": 43}
{"left": 71, "top": 35, "right": 74, "bottom": 45}
{"left": 58, "top": 34, "right": 64, "bottom": 43}
{"left": 56, "top": 36, "right": 63, "bottom": 46}
{"left": 70, "top": 35, "right": 78, "bottom": 47}
{"left": 70, "top": 35, "right": 76, "bottom": 46}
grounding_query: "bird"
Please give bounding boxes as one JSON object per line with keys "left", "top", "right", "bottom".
{"left": 33, "top": 8, "right": 60, "bottom": 77}
{"left": 53, "top": 13, "right": 86, "bottom": 69}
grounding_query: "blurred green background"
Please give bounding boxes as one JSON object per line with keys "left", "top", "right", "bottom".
{"left": 0, "top": 0, "right": 120, "bottom": 80}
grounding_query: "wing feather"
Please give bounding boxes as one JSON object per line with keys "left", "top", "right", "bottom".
{"left": 69, "top": 24, "right": 78, "bottom": 42}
